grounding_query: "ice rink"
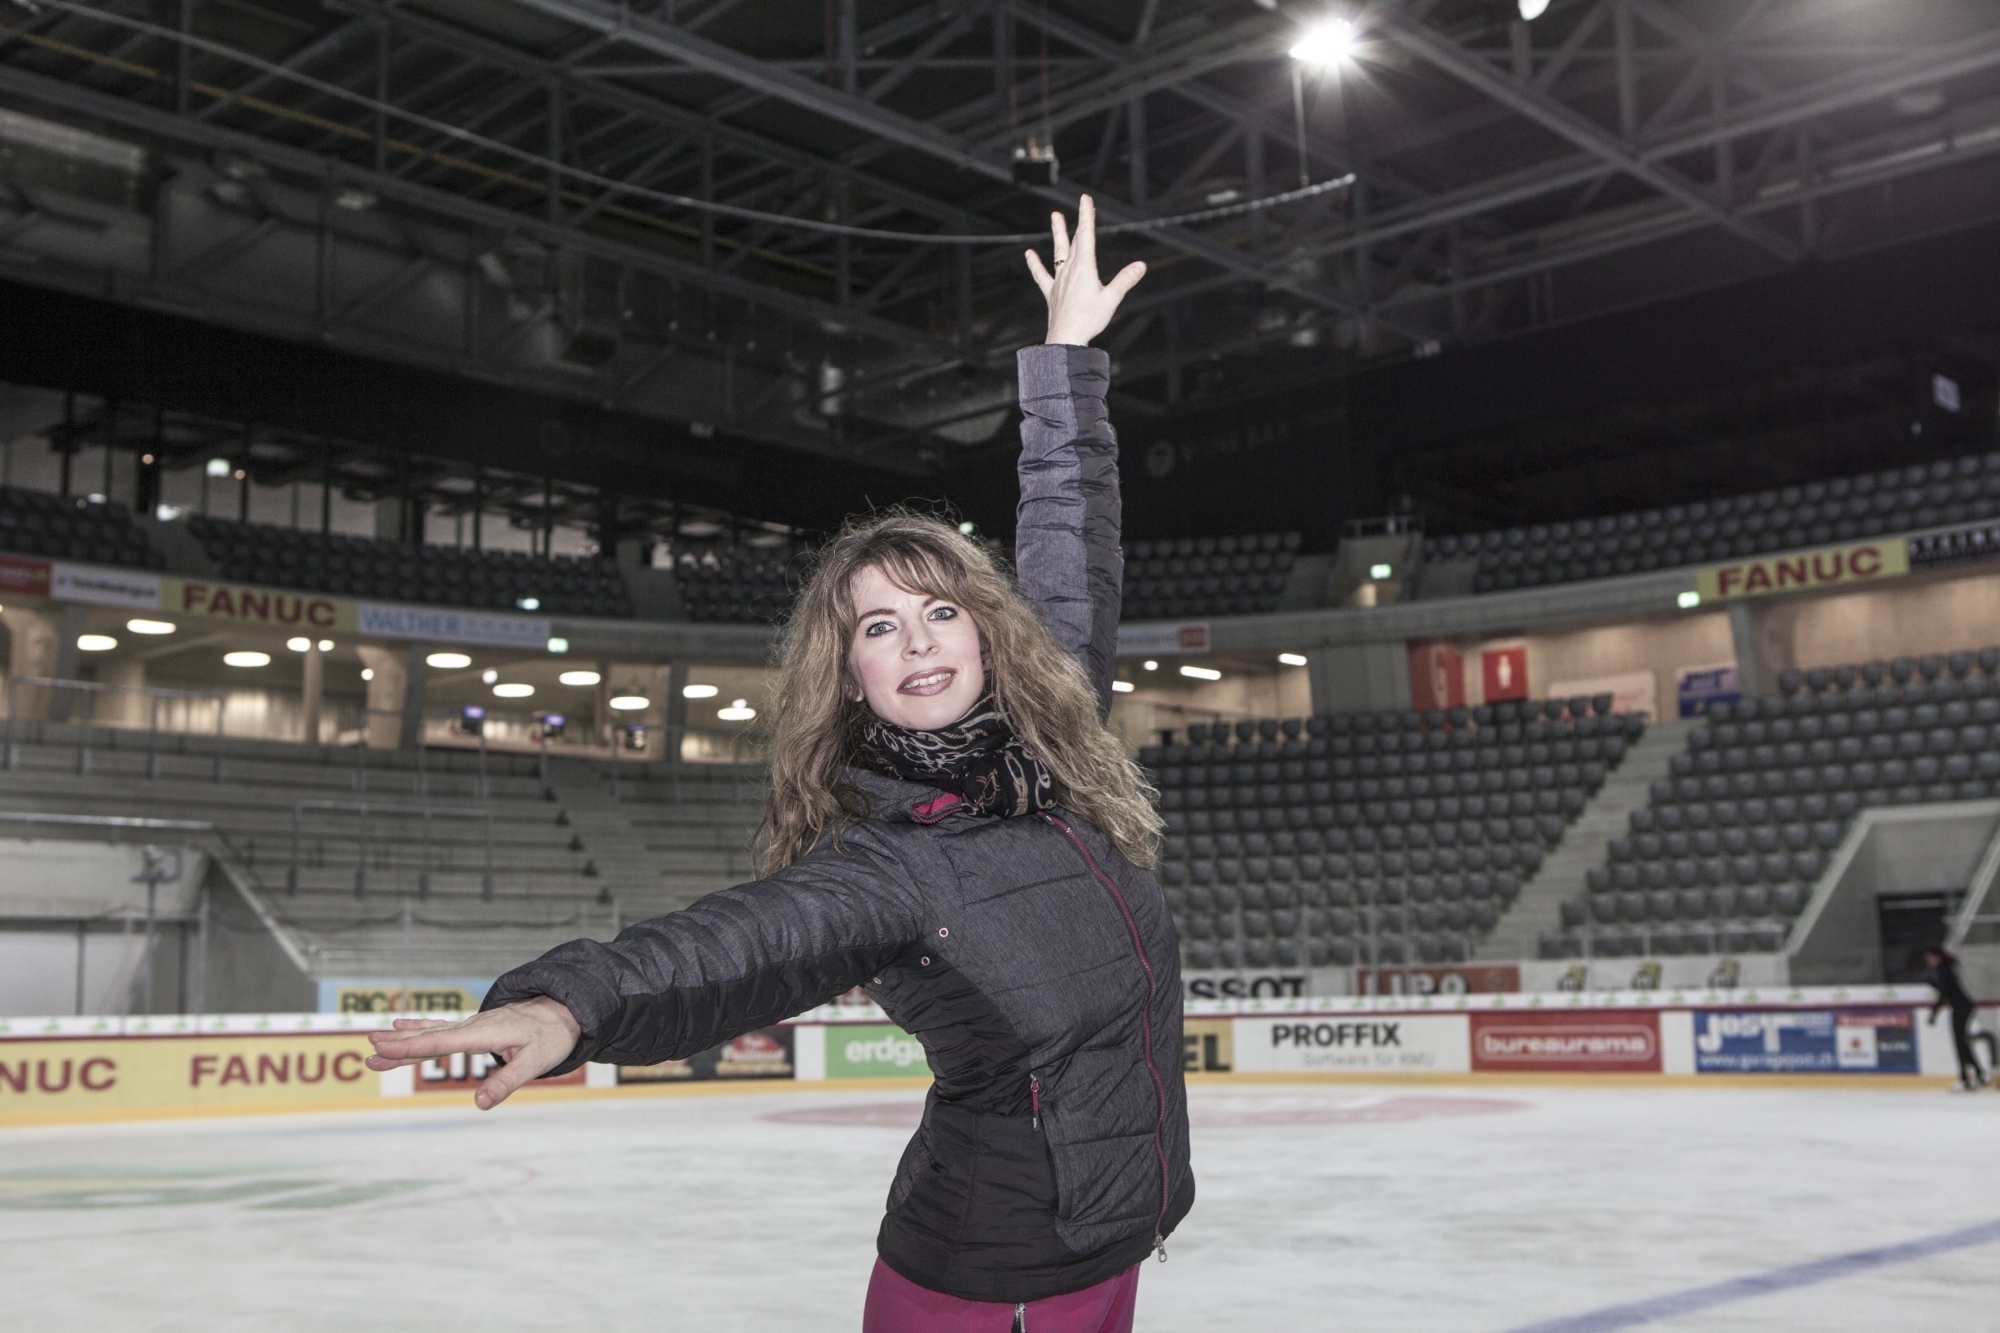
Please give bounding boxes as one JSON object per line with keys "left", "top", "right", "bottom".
{"left": 4, "top": 1079, "right": 1995, "bottom": 1332}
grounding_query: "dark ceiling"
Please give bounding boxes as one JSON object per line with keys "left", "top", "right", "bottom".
{"left": 0, "top": 0, "right": 1996, "bottom": 545}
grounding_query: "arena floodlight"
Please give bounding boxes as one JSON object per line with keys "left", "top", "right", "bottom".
{"left": 481, "top": 669, "right": 498, "bottom": 684}
{"left": 287, "top": 636, "right": 311, "bottom": 652}
{"left": 559, "top": 670, "right": 601, "bottom": 687}
{"left": 1369, "top": 562, "right": 1393, "bottom": 580}
{"left": 77, "top": 633, "right": 118, "bottom": 652}
{"left": 1112, "top": 680, "right": 1136, "bottom": 693}
{"left": 683, "top": 683, "right": 720, "bottom": 699}
{"left": 609, "top": 695, "right": 650, "bottom": 711}
{"left": 1518, "top": 0, "right": 1551, "bottom": 19}
{"left": 426, "top": 651, "right": 472, "bottom": 669}
{"left": 1180, "top": 665, "right": 1222, "bottom": 681}
{"left": 126, "top": 618, "right": 175, "bottom": 635}
{"left": 1279, "top": 652, "right": 1309, "bottom": 667}
{"left": 1677, "top": 590, "right": 1701, "bottom": 610}
{"left": 1289, "top": 17, "right": 1355, "bottom": 66}
{"left": 717, "top": 698, "right": 757, "bottom": 722}
{"left": 204, "top": 457, "right": 231, "bottom": 478}
{"left": 493, "top": 682, "right": 535, "bottom": 699}
{"left": 517, "top": 596, "right": 541, "bottom": 611}
{"left": 223, "top": 650, "right": 270, "bottom": 668}
{"left": 360, "top": 668, "right": 374, "bottom": 682}
{"left": 1143, "top": 660, "right": 1159, "bottom": 671}
{"left": 318, "top": 639, "right": 334, "bottom": 652}
{"left": 546, "top": 637, "right": 570, "bottom": 654}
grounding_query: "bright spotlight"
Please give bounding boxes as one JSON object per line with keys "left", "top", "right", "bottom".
{"left": 287, "top": 637, "right": 311, "bottom": 653}
{"left": 493, "top": 683, "right": 535, "bottom": 699}
{"left": 1369, "top": 562, "right": 1393, "bottom": 580}
{"left": 204, "top": 457, "right": 231, "bottom": 478}
{"left": 683, "top": 683, "right": 720, "bottom": 699}
{"left": 426, "top": 651, "right": 472, "bottom": 670}
{"left": 717, "top": 698, "right": 757, "bottom": 722}
{"left": 126, "top": 619, "right": 175, "bottom": 636}
{"left": 546, "top": 637, "right": 570, "bottom": 654}
{"left": 1677, "top": 590, "right": 1702, "bottom": 610}
{"left": 1111, "top": 680, "right": 1135, "bottom": 694}
{"left": 609, "top": 695, "right": 650, "bottom": 711}
{"left": 318, "top": 639, "right": 334, "bottom": 653}
{"left": 559, "top": 670, "right": 602, "bottom": 687}
{"left": 1143, "top": 660, "right": 1159, "bottom": 671}
{"left": 1289, "top": 17, "right": 1356, "bottom": 66}
{"left": 76, "top": 634, "right": 118, "bottom": 652}
{"left": 1279, "top": 652, "right": 1309, "bottom": 667}
{"left": 1518, "top": 0, "right": 1551, "bottom": 19}
{"left": 224, "top": 651, "right": 270, "bottom": 668}
{"left": 481, "top": 669, "right": 498, "bottom": 684}
{"left": 1180, "top": 665, "right": 1222, "bottom": 681}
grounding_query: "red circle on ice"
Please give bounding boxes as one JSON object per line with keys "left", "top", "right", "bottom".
{"left": 763, "top": 1093, "right": 1528, "bottom": 1130}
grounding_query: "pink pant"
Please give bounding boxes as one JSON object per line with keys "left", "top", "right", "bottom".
{"left": 861, "top": 1259, "right": 1140, "bottom": 1333}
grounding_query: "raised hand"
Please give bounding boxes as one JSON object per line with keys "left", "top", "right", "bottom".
{"left": 1024, "top": 194, "right": 1147, "bottom": 348}
{"left": 364, "top": 995, "right": 582, "bottom": 1110}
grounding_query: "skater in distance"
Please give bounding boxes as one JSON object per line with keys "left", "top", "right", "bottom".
{"left": 367, "top": 195, "right": 1190, "bottom": 1333}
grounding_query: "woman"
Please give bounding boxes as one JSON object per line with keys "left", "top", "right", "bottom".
{"left": 1924, "top": 944, "right": 1988, "bottom": 1091}
{"left": 368, "top": 197, "right": 1190, "bottom": 1332}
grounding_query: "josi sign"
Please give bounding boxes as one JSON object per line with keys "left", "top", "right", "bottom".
{"left": 1694, "top": 540, "right": 1909, "bottom": 603}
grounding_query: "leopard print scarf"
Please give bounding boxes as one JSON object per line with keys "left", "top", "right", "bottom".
{"left": 855, "top": 693, "right": 1057, "bottom": 819}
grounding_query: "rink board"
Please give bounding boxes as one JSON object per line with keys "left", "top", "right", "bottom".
{"left": 0, "top": 986, "right": 1964, "bottom": 1125}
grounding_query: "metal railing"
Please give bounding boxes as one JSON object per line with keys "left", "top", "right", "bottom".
{"left": 286, "top": 798, "right": 496, "bottom": 901}
{"left": 5, "top": 677, "right": 226, "bottom": 780}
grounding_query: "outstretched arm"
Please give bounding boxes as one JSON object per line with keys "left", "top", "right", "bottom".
{"left": 367, "top": 840, "right": 924, "bottom": 1107}
{"left": 1015, "top": 196, "right": 1145, "bottom": 718}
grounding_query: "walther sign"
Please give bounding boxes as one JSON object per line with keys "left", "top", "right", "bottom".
{"left": 1694, "top": 539, "right": 1909, "bottom": 603}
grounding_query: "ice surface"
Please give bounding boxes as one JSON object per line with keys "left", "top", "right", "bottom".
{"left": 2, "top": 1081, "right": 1994, "bottom": 1331}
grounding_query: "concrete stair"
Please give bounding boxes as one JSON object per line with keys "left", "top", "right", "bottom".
{"left": 1479, "top": 718, "right": 1692, "bottom": 961}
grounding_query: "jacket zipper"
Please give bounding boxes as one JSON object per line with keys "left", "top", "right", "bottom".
{"left": 1041, "top": 811, "right": 1171, "bottom": 1263}
{"left": 1030, "top": 1073, "right": 1041, "bottom": 1130}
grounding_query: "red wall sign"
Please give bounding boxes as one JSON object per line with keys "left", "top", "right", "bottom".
{"left": 1407, "top": 643, "right": 1465, "bottom": 712}
{"left": 1480, "top": 646, "right": 1529, "bottom": 702}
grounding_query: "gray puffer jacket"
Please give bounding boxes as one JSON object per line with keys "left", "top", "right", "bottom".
{"left": 484, "top": 345, "right": 1193, "bottom": 1303}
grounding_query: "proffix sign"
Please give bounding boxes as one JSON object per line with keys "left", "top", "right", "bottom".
{"left": 1695, "top": 540, "right": 1909, "bottom": 603}
{"left": 1469, "top": 1011, "right": 1661, "bottom": 1073}
{"left": 1233, "top": 1014, "right": 1470, "bottom": 1074}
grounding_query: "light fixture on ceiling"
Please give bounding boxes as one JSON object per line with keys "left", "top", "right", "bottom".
{"left": 318, "top": 639, "right": 334, "bottom": 653}
{"left": 224, "top": 650, "right": 270, "bottom": 668}
{"left": 1279, "top": 653, "right": 1309, "bottom": 667}
{"left": 126, "top": 618, "right": 175, "bottom": 636}
{"left": 683, "top": 683, "right": 720, "bottom": 699}
{"left": 517, "top": 596, "right": 541, "bottom": 611}
{"left": 1677, "top": 591, "right": 1701, "bottom": 610}
{"left": 1518, "top": 0, "right": 1551, "bottom": 19}
{"left": 1180, "top": 665, "right": 1222, "bottom": 681}
{"left": 426, "top": 651, "right": 472, "bottom": 669}
{"left": 609, "top": 695, "right": 650, "bottom": 711}
{"left": 1369, "top": 563, "right": 1393, "bottom": 580}
{"left": 77, "top": 634, "right": 118, "bottom": 652}
{"left": 1111, "top": 680, "right": 1135, "bottom": 694}
{"left": 546, "top": 637, "right": 570, "bottom": 654}
{"left": 204, "top": 457, "right": 231, "bottom": 478}
{"left": 493, "top": 683, "right": 535, "bottom": 699}
{"left": 481, "top": 669, "right": 498, "bottom": 684}
{"left": 361, "top": 668, "right": 375, "bottom": 682}
{"left": 287, "top": 637, "right": 311, "bottom": 652}
{"left": 1289, "top": 17, "right": 1356, "bottom": 66}
{"left": 1143, "top": 660, "right": 1159, "bottom": 671}
{"left": 717, "top": 698, "right": 757, "bottom": 722}
{"left": 559, "top": 670, "right": 601, "bottom": 686}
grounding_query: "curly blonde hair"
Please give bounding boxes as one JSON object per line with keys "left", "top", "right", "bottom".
{"left": 755, "top": 509, "right": 1162, "bottom": 875}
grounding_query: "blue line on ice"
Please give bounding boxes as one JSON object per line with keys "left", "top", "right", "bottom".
{"left": 1500, "top": 1217, "right": 2000, "bottom": 1333}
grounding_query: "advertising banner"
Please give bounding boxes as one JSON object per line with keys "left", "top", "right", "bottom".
{"left": 358, "top": 602, "right": 551, "bottom": 650}
{"left": 1182, "top": 970, "right": 1310, "bottom": 1001}
{"left": 162, "top": 577, "right": 355, "bottom": 633}
{"left": 823, "top": 1024, "right": 931, "bottom": 1079}
{"left": 0, "top": 554, "right": 49, "bottom": 596}
{"left": 1695, "top": 539, "right": 1909, "bottom": 603}
{"left": 1407, "top": 642, "right": 1465, "bottom": 713}
{"left": 1480, "top": 646, "right": 1528, "bottom": 702}
{"left": 0, "top": 1033, "right": 380, "bottom": 1122}
{"left": 618, "top": 1027, "right": 797, "bottom": 1083}
{"left": 1469, "top": 1010, "right": 1662, "bottom": 1073}
{"left": 1232, "top": 1014, "right": 1470, "bottom": 1074}
{"left": 1114, "top": 621, "right": 1211, "bottom": 658}
{"left": 1675, "top": 663, "right": 1742, "bottom": 719}
{"left": 1693, "top": 1008, "right": 1919, "bottom": 1074}
{"left": 1357, "top": 964, "right": 1521, "bottom": 997}
{"left": 318, "top": 979, "right": 492, "bottom": 1015}
{"left": 53, "top": 562, "right": 161, "bottom": 610}
{"left": 1182, "top": 1017, "right": 1235, "bottom": 1074}
{"left": 1546, "top": 670, "right": 1657, "bottom": 720}
{"left": 415, "top": 1049, "right": 588, "bottom": 1094}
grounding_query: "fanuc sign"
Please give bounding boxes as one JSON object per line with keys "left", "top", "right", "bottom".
{"left": 1694, "top": 539, "right": 1909, "bottom": 603}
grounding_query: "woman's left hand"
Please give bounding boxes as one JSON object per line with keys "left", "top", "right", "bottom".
{"left": 1025, "top": 194, "right": 1146, "bottom": 347}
